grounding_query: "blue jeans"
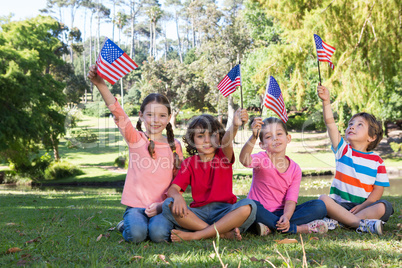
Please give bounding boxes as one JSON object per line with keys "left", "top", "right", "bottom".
{"left": 163, "top": 198, "right": 257, "bottom": 233}
{"left": 254, "top": 199, "right": 327, "bottom": 234}
{"left": 122, "top": 207, "right": 173, "bottom": 243}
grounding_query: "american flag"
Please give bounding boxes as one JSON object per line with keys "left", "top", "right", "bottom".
{"left": 314, "top": 34, "right": 336, "bottom": 69}
{"left": 217, "top": 64, "right": 241, "bottom": 97}
{"left": 264, "top": 76, "right": 288, "bottom": 123}
{"left": 96, "top": 37, "right": 138, "bottom": 85}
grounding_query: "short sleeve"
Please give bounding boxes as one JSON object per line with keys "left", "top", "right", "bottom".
{"left": 172, "top": 159, "right": 192, "bottom": 192}
{"left": 331, "top": 137, "right": 348, "bottom": 160}
{"left": 375, "top": 161, "right": 390, "bottom": 187}
{"left": 246, "top": 152, "right": 264, "bottom": 169}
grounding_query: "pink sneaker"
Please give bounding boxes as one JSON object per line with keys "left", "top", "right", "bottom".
{"left": 307, "top": 220, "right": 328, "bottom": 234}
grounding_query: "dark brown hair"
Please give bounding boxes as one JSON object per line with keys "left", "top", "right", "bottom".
{"left": 183, "top": 114, "right": 226, "bottom": 156}
{"left": 349, "top": 112, "right": 383, "bottom": 151}
{"left": 136, "top": 93, "right": 180, "bottom": 169}
{"left": 258, "top": 117, "right": 288, "bottom": 141}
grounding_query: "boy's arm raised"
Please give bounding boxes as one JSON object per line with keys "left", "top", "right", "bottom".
{"left": 239, "top": 117, "right": 263, "bottom": 167}
{"left": 221, "top": 108, "right": 249, "bottom": 162}
{"left": 87, "top": 65, "right": 115, "bottom": 106}
{"left": 317, "top": 85, "right": 341, "bottom": 149}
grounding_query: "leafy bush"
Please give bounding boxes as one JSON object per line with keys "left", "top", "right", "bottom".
{"left": 8, "top": 153, "right": 52, "bottom": 181}
{"left": 70, "top": 128, "right": 98, "bottom": 143}
{"left": 82, "top": 102, "right": 111, "bottom": 117}
{"left": 390, "top": 142, "right": 402, "bottom": 153}
{"left": 114, "top": 155, "right": 128, "bottom": 169}
{"left": 123, "top": 103, "right": 140, "bottom": 116}
{"left": 44, "top": 161, "right": 83, "bottom": 180}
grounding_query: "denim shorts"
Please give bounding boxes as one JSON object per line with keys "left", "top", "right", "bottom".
{"left": 162, "top": 197, "right": 256, "bottom": 233}
{"left": 335, "top": 199, "right": 394, "bottom": 222}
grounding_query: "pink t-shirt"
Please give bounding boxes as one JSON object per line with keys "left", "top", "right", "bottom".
{"left": 173, "top": 148, "right": 237, "bottom": 208}
{"left": 108, "top": 99, "right": 183, "bottom": 208}
{"left": 246, "top": 151, "right": 302, "bottom": 212}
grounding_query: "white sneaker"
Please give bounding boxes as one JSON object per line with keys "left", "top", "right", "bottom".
{"left": 322, "top": 217, "right": 339, "bottom": 230}
{"left": 356, "top": 219, "right": 384, "bottom": 235}
{"left": 256, "top": 222, "right": 271, "bottom": 236}
{"left": 116, "top": 220, "right": 124, "bottom": 233}
{"left": 307, "top": 220, "right": 328, "bottom": 234}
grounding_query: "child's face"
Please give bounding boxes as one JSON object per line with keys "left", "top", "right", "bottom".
{"left": 193, "top": 127, "right": 220, "bottom": 157}
{"left": 345, "top": 116, "right": 375, "bottom": 146}
{"left": 139, "top": 101, "right": 171, "bottom": 135}
{"left": 259, "top": 123, "right": 291, "bottom": 154}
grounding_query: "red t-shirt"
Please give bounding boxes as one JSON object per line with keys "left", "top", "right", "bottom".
{"left": 173, "top": 148, "right": 237, "bottom": 208}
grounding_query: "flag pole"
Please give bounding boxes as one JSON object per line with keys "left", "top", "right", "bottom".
{"left": 238, "top": 58, "right": 243, "bottom": 109}
{"left": 317, "top": 59, "right": 322, "bottom": 85}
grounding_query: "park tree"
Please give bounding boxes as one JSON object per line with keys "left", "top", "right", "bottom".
{"left": 0, "top": 16, "right": 68, "bottom": 175}
{"left": 140, "top": 58, "right": 209, "bottom": 127}
{"left": 244, "top": 0, "right": 401, "bottom": 128}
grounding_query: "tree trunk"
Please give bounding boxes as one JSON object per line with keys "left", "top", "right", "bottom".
{"left": 171, "top": 110, "right": 179, "bottom": 130}
{"left": 130, "top": 2, "right": 135, "bottom": 59}
{"left": 51, "top": 134, "right": 60, "bottom": 162}
{"left": 175, "top": 12, "right": 183, "bottom": 63}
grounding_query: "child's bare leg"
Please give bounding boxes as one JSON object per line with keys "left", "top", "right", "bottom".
{"left": 171, "top": 205, "right": 251, "bottom": 242}
{"left": 355, "top": 203, "right": 386, "bottom": 220}
{"left": 319, "top": 195, "right": 361, "bottom": 228}
{"left": 173, "top": 210, "right": 209, "bottom": 231}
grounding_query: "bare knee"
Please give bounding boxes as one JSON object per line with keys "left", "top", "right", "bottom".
{"left": 237, "top": 205, "right": 252, "bottom": 217}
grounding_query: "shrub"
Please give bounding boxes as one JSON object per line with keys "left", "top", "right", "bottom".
{"left": 123, "top": 103, "right": 140, "bottom": 116}
{"left": 44, "top": 161, "right": 83, "bottom": 180}
{"left": 114, "top": 155, "right": 128, "bottom": 169}
{"left": 82, "top": 102, "right": 111, "bottom": 117}
{"left": 390, "top": 142, "right": 402, "bottom": 153}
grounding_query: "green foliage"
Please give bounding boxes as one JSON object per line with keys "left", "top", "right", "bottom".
{"left": 390, "top": 142, "right": 402, "bottom": 153}
{"left": 0, "top": 15, "right": 68, "bottom": 171}
{"left": 44, "top": 161, "right": 83, "bottom": 180}
{"left": 122, "top": 103, "right": 139, "bottom": 116}
{"left": 70, "top": 128, "right": 98, "bottom": 144}
{"left": 8, "top": 152, "right": 52, "bottom": 181}
{"left": 246, "top": 0, "right": 401, "bottom": 123}
{"left": 82, "top": 102, "right": 111, "bottom": 117}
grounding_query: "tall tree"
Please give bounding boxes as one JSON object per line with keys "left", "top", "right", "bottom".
{"left": 166, "top": 0, "right": 184, "bottom": 62}
{"left": 247, "top": 0, "right": 401, "bottom": 126}
{"left": 0, "top": 16, "right": 68, "bottom": 171}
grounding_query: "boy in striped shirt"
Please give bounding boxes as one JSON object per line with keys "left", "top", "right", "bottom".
{"left": 317, "top": 85, "right": 394, "bottom": 235}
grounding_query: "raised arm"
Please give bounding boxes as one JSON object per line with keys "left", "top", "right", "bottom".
{"left": 239, "top": 117, "right": 263, "bottom": 167}
{"left": 317, "top": 84, "right": 341, "bottom": 149}
{"left": 221, "top": 108, "right": 249, "bottom": 162}
{"left": 87, "top": 65, "right": 115, "bottom": 106}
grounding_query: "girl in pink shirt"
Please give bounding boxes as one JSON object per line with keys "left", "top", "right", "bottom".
{"left": 240, "top": 117, "right": 328, "bottom": 235}
{"left": 88, "top": 65, "right": 183, "bottom": 243}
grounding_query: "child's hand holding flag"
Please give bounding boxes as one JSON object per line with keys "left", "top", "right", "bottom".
{"left": 96, "top": 37, "right": 138, "bottom": 85}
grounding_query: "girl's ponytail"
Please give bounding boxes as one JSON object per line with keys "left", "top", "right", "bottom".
{"left": 137, "top": 119, "right": 155, "bottom": 158}
{"left": 166, "top": 122, "right": 181, "bottom": 169}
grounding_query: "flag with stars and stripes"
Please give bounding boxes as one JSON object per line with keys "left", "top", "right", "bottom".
{"left": 96, "top": 37, "right": 138, "bottom": 85}
{"left": 314, "top": 34, "right": 336, "bottom": 69}
{"left": 217, "top": 64, "right": 241, "bottom": 97}
{"left": 264, "top": 76, "right": 288, "bottom": 123}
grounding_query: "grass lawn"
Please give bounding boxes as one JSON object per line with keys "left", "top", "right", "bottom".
{"left": 1, "top": 114, "right": 401, "bottom": 266}
{"left": 0, "top": 188, "right": 401, "bottom": 267}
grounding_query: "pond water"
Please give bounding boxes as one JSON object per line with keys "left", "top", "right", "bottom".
{"left": 298, "top": 176, "right": 402, "bottom": 196}
{"left": 1, "top": 176, "right": 401, "bottom": 196}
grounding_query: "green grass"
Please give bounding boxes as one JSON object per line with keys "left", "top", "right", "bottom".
{"left": 0, "top": 188, "right": 401, "bottom": 267}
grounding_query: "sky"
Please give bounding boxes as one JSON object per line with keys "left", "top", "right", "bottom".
{"left": 1, "top": 0, "right": 177, "bottom": 43}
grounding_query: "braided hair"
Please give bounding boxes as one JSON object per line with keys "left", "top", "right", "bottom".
{"left": 136, "top": 93, "right": 181, "bottom": 169}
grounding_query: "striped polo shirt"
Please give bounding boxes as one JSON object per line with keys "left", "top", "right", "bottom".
{"left": 329, "top": 138, "right": 389, "bottom": 203}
